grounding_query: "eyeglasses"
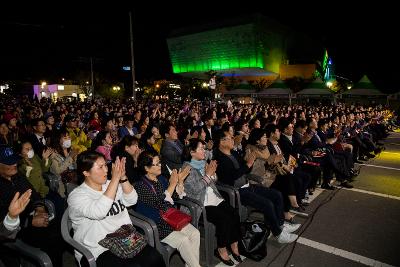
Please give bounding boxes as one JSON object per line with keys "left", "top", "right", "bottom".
{"left": 152, "top": 162, "right": 161, "bottom": 167}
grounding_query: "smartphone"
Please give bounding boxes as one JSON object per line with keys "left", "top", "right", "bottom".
{"left": 166, "top": 164, "right": 172, "bottom": 175}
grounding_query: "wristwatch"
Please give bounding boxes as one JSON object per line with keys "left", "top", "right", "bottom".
{"left": 119, "top": 176, "right": 129, "bottom": 183}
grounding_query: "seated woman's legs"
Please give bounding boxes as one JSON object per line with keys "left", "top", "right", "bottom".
{"left": 239, "top": 186, "right": 283, "bottom": 236}
{"left": 271, "top": 174, "right": 299, "bottom": 210}
{"left": 205, "top": 201, "right": 241, "bottom": 259}
{"left": 161, "top": 224, "right": 201, "bottom": 267}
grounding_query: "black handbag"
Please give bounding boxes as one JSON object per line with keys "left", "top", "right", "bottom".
{"left": 238, "top": 221, "right": 270, "bottom": 261}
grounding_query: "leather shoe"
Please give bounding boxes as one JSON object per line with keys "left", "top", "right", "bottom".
{"left": 227, "top": 247, "right": 243, "bottom": 263}
{"left": 340, "top": 181, "right": 353, "bottom": 188}
{"left": 366, "top": 153, "right": 375, "bottom": 158}
{"left": 291, "top": 205, "right": 306, "bottom": 212}
{"left": 214, "top": 249, "right": 234, "bottom": 266}
{"left": 321, "top": 183, "right": 335, "bottom": 190}
{"left": 231, "top": 253, "right": 243, "bottom": 263}
{"left": 300, "top": 201, "right": 310, "bottom": 206}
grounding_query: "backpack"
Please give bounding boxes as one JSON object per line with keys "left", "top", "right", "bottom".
{"left": 238, "top": 221, "right": 270, "bottom": 261}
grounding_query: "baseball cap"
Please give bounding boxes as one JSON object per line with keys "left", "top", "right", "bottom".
{"left": 0, "top": 145, "right": 20, "bottom": 165}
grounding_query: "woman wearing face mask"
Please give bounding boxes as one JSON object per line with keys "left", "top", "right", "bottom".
{"left": 49, "top": 128, "right": 80, "bottom": 197}
{"left": 17, "top": 140, "right": 53, "bottom": 198}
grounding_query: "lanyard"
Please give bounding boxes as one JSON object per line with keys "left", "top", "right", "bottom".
{"left": 142, "top": 177, "right": 157, "bottom": 195}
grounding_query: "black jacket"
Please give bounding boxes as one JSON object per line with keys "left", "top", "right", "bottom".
{"left": 213, "top": 149, "right": 251, "bottom": 186}
{"left": 0, "top": 175, "right": 42, "bottom": 230}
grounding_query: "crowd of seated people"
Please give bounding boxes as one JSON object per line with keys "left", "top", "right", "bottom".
{"left": 0, "top": 94, "right": 394, "bottom": 266}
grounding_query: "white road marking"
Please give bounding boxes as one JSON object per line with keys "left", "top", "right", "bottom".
{"left": 341, "top": 188, "right": 400, "bottom": 201}
{"left": 356, "top": 163, "right": 400, "bottom": 171}
{"left": 297, "top": 237, "right": 396, "bottom": 267}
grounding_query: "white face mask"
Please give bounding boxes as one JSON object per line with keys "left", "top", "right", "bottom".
{"left": 63, "top": 139, "right": 72, "bottom": 148}
{"left": 27, "top": 149, "right": 34, "bottom": 159}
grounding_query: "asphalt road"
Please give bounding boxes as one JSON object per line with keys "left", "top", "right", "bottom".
{"left": 236, "top": 132, "right": 400, "bottom": 267}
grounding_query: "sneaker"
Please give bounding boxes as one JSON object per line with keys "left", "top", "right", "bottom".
{"left": 276, "top": 231, "right": 298, "bottom": 244}
{"left": 282, "top": 222, "right": 301, "bottom": 233}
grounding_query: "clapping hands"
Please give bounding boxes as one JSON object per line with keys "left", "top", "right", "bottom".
{"left": 112, "top": 156, "right": 127, "bottom": 181}
{"left": 205, "top": 160, "right": 217, "bottom": 177}
{"left": 8, "top": 190, "right": 32, "bottom": 219}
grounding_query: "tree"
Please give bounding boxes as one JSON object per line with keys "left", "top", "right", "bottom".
{"left": 223, "top": 72, "right": 240, "bottom": 91}
{"left": 285, "top": 76, "right": 307, "bottom": 93}
{"left": 250, "top": 78, "right": 271, "bottom": 92}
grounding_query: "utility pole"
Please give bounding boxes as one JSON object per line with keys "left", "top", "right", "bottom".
{"left": 129, "top": 11, "right": 136, "bottom": 100}
{"left": 90, "top": 57, "right": 94, "bottom": 99}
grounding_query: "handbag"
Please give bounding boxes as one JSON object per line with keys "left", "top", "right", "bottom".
{"left": 160, "top": 207, "right": 192, "bottom": 231}
{"left": 238, "top": 221, "right": 270, "bottom": 261}
{"left": 142, "top": 178, "right": 192, "bottom": 231}
{"left": 98, "top": 224, "right": 147, "bottom": 259}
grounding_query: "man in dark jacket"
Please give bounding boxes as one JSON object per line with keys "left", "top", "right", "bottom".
{"left": 160, "top": 122, "right": 184, "bottom": 176}
{"left": 0, "top": 145, "right": 65, "bottom": 266}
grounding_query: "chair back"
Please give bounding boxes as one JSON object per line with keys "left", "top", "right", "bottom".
{"left": 61, "top": 208, "right": 97, "bottom": 267}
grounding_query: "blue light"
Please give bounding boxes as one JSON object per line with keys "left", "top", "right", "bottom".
{"left": 122, "top": 66, "right": 131, "bottom": 71}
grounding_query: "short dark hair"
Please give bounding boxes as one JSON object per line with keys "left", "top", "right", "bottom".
{"left": 248, "top": 128, "right": 266, "bottom": 145}
{"left": 159, "top": 122, "right": 175, "bottom": 139}
{"left": 77, "top": 151, "right": 105, "bottom": 184}
{"left": 265, "top": 124, "right": 278, "bottom": 138}
{"left": 182, "top": 138, "right": 205, "bottom": 162}
{"left": 277, "top": 118, "right": 291, "bottom": 132}
{"left": 137, "top": 151, "right": 158, "bottom": 175}
{"left": 294, "top": 120, "right": 307, "bottom": 130}
{"left": 31, "top": 118, "right": 45, "bottom": 127}
{"left": 214, "top": 129, "right": 229, "bottom": 148}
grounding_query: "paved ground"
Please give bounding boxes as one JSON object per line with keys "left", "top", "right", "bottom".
{"left": 62, "top": 132, "right": 400, "bottom": 267}
{"left": 237, "top": 132, "right": 400, "bottom": 267}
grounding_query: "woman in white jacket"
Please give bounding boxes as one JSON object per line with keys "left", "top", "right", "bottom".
{"left": 68, "top": 151, "right": 164, "bottom": 267}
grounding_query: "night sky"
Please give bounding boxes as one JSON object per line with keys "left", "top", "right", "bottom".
{"left": 0, "top": 3, "right": 398, "bottom": 93}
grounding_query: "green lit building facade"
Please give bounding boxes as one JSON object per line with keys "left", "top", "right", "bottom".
{"left": 167, "top": 15, "right": 325, "bottom": 80}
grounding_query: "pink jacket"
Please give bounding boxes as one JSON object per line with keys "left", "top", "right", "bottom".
{"left": 96, "top": 145, "right": 112, "bottom": 161}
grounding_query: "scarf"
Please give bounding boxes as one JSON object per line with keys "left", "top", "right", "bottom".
{"left": 189, "top": 159, "right": 206, "bottom": 176}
